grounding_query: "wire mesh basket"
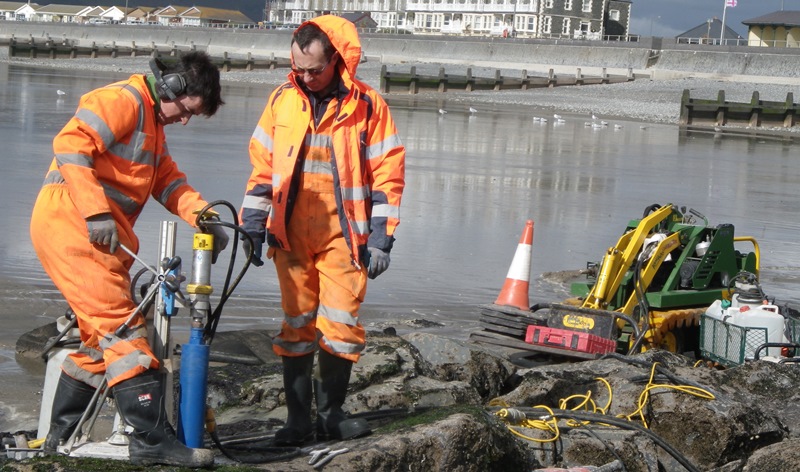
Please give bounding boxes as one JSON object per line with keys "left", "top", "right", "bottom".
{"left": 700, "top": 314, "right": 768, "bottom": 367}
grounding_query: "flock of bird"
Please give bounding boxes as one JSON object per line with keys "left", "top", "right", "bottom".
{"left": 437, "top": 106, "right": 648, "bottom": 131}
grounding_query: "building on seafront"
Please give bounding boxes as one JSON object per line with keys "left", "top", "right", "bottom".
{"left": 269, "top": 0, "right": 632, "bottom": 39}
{"left": 0, "top": 1, "right": 256, "bottom": 26}
{"left": 0, "top": 0, "right": 633, "bottom": 40}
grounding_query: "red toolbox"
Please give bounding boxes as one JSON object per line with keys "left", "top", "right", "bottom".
{"left": 525, "top": 325, "right": 616, "bottom": 355}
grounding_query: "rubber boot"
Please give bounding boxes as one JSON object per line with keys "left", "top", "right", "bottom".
{"left": 273, "top": 354, "right": 315, "bottom": 446}
{"left": 112, "top": 370, "right": 214, "bottom": 468}
{"left": 314, "top": 350, "right": 371, "bottom": 441}
{"left": 43, "top": 372, "right": 96, "bottom": 453}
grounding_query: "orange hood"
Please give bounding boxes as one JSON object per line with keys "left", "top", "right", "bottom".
{"left": 294, "top": 15, "right": 362, "bottom": 82}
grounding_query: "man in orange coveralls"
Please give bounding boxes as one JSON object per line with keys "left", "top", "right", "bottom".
{"left": 30, "top": 51, "right": 228, "bottom": 468}
{"left": 240, "top": 16, "right": 406, "bottom": 446}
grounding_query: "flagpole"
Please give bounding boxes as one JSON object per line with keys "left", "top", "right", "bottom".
{"left": 720, "top": 0, "right": 727, "bottom": 43}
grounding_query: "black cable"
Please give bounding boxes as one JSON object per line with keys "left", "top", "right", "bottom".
{"left": 130, "top": 266, "right": 156, "bottom": 307}
{"left": 599, "top": 352, "right": 717, "bottom": 395}
{"left": 208, "top": 429, "right": 301, "bottom": 464}
{"left": 193, "top": 200, "right": 254, "bottom": 345}
{"left": 572, "top": 427, "right": 628, "bottom": 472}
{"left": 509, "top": 408, "right": 700, "bottom": 472}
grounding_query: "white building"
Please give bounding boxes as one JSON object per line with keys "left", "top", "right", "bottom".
{"left": 268, "top": 0, "right": 629, "bottom": 39}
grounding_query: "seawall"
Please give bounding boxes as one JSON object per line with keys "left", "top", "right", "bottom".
{"left": 3, "top": 21, "right": 800, "bottom": 84}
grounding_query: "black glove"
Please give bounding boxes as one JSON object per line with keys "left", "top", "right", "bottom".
{"left": 201, "top": 217, "right": 229, "bottom": 264}
{"left": 367, "top": 247, "right": 390, "bottom": 279}
{"left": 242, "top": 231, "right": 265, "bottom": 267}
{"left": 86, "top": 213, "right": 119, "bottom": 253}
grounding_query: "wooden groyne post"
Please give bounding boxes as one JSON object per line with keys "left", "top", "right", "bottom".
{"left": 379, "top": 66, "right": 637, "bottom": 94}
{"left": 680, "top": 89, "right": 799, "bottom": 128}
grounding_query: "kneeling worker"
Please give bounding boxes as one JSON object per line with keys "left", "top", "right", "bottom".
{"left": 30, "top": 51, "right": 228, "bottom": 467}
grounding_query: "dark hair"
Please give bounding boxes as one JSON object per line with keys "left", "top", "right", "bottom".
{"left": 291, "top": 23, "right": 336, "bottom": 59}
{"left": 165, "top": 51, "right": 224, "bottom": 116}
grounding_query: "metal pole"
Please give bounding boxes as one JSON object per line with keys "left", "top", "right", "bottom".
{"left": 153, "top": 221, "right": 177, "bottom": 362}
{"left": 155, "top": 221, "right": 177, "bottom": 420}
{"left": 720, "top": 1, "right": 728, "bottom": 43}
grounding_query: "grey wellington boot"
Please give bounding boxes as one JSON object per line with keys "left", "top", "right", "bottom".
{"left": 112, "top": 370, "right": 214, "bottom": 468}
{"left": 273, "top": 354, "right": 315, "bottom": 446}
{"left": 314, "top": 349, "right": 371, "bottom": 441}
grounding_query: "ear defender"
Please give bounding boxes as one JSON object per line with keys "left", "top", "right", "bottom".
{"left": 149, "top": 58, "right": 187, "bottom": 100}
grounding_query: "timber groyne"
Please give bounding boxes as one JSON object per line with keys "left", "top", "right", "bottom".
{"left": 3, "top": 21, "right": 800, "bottom": 84}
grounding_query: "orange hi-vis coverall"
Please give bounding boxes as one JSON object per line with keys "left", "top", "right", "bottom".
{"left": 30, "top": 75, "right": 211, "bottom": 388}
{"left": 240, "top": 16, "right": 406, "bottom": 362}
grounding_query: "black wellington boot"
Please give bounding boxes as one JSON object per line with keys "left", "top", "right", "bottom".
{"left": 112, "top": 370, "right": 214, "bottom": 468}
{"left": 314, "top": 350, "right": 371, "bottom": 441}
{"left": 273, "top": 354, "right": 315, "bottom": 446}
{"left": 43, "top": 372, "right": 97, "bottom": 453}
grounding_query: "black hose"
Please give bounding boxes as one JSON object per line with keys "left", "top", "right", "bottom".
{"left": 513, "top": 408, "right": 700, "bottom": 472}
{"left": 599, "top": 352, "right": 717, "bottom": 395}
{"left": 193, "top": 200, "right": 254, "bottom": 345}
{"left": 573, "top": 428, "right": 628, "bottom": 472}
{"left": 208, "top": 429, "right": 301, "bottom": 464}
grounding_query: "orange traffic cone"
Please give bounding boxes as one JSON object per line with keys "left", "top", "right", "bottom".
{"left": 494, "top": 220, "right": 534, "bottom": 310}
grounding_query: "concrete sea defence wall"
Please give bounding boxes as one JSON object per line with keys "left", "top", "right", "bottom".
{"left": 2, "top": 21, "right": 800, "bottom": 81}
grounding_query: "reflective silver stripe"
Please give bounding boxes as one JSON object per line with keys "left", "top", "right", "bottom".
{"left": 341, "top": 185, "right": 368, "bottom": 201}
{"left": 157, "top": 177, "right": 186, "bottom": 206}
{"left": 304, "top": 133, "right": 332, "bottom": 149}
{"left": 371, "top": 203, "right": 400, "bottom": 219}
{"left": 76, "top": 343, "right": 105, "bottom": 362}
{"left": 272, "top": 336, "right": 317, "bottom": 354}
{"left": 61, "top": 356, "right": 105, "bottom": 389}
{"left": 318, "top": 304, "right": 358, "bottom": 327}
{"left": 99, "top": 324, "right": 147, "bottom": 351}
{"left": 108, "top": 129, "right": 153, "bottom": 165}
{"left": 320, "top": 336, "right": 364, "bottom": 355}
{"left": 252, "top": 126, "right": 273, "bottom": 152}
{"left": 274, "top": 173, "right": 282, "bottom": 188}
{"left": 76, "top": 108, "right": 116, "bottom": 151}
{"left": 302, "top": 159, "right": 333, "bottom": 175}
{"left": 242, "top": 194, "right": 272, "bottom": 212}
{"left": 284, "top": 309, "right": 316, "bottom": 329}
{"left": 116, "top": 85, "right": 152, "bottom": 164}
{"left": 366, "top": 134, "right": 402, "bottom": 161}
{"left": 102, "top": 182, "right": 140, "bottom": 215}
{"left": 56, "top": 152, "right": 93, "bottom": 168}
{"left": 43, "top": 169, "right": 66, "bottom": 185}
{"left": 348, "top": 219, "right": 369, "bottom": 236}
{"left": 106, "top": 350, "right": 154, "bottom": 381}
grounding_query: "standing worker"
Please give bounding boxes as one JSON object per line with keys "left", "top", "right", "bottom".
{"left": 240, "top": 16, "right": 406, "bottom": 446}
{"left": 30, "top": 51, "right": 228, "bottom": 468}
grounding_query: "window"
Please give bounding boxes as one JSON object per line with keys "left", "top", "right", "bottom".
{"left": 543, "top": 15, "right": 551, "bottom": 34}
{"left": 544, "top": 0, "right": 553, "bottom": 8}
{"left": 562, "top": 17, "right": 570, "bottom": 35}
{"left": 564, "top": 0, "right": 572, "bottom": 9}
{"left": 582, "top": 0, "right": 591, "bottom": 13}
{"left": 609, "top": 9, "right": 619, "bottom": 21}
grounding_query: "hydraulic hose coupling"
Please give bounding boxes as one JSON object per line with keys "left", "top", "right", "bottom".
{"left": 187, "top": 232, "right": 214, "bottom": 324}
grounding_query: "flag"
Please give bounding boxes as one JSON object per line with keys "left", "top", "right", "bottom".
{"left": 726, "top": 0, "right": 737, "bottom": 7}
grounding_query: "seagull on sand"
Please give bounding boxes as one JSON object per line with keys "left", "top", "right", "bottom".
{"left": 57, "top": 89, "right": 66, "bottom": 96}
{"left": 438, "top": 108, "right": 447, "bottom": 115}
{"left": 553, "top": 113, "right": 562, "bottom": 120}
{"left": 469, "top": 106, "right": 478, "bottom": 114}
